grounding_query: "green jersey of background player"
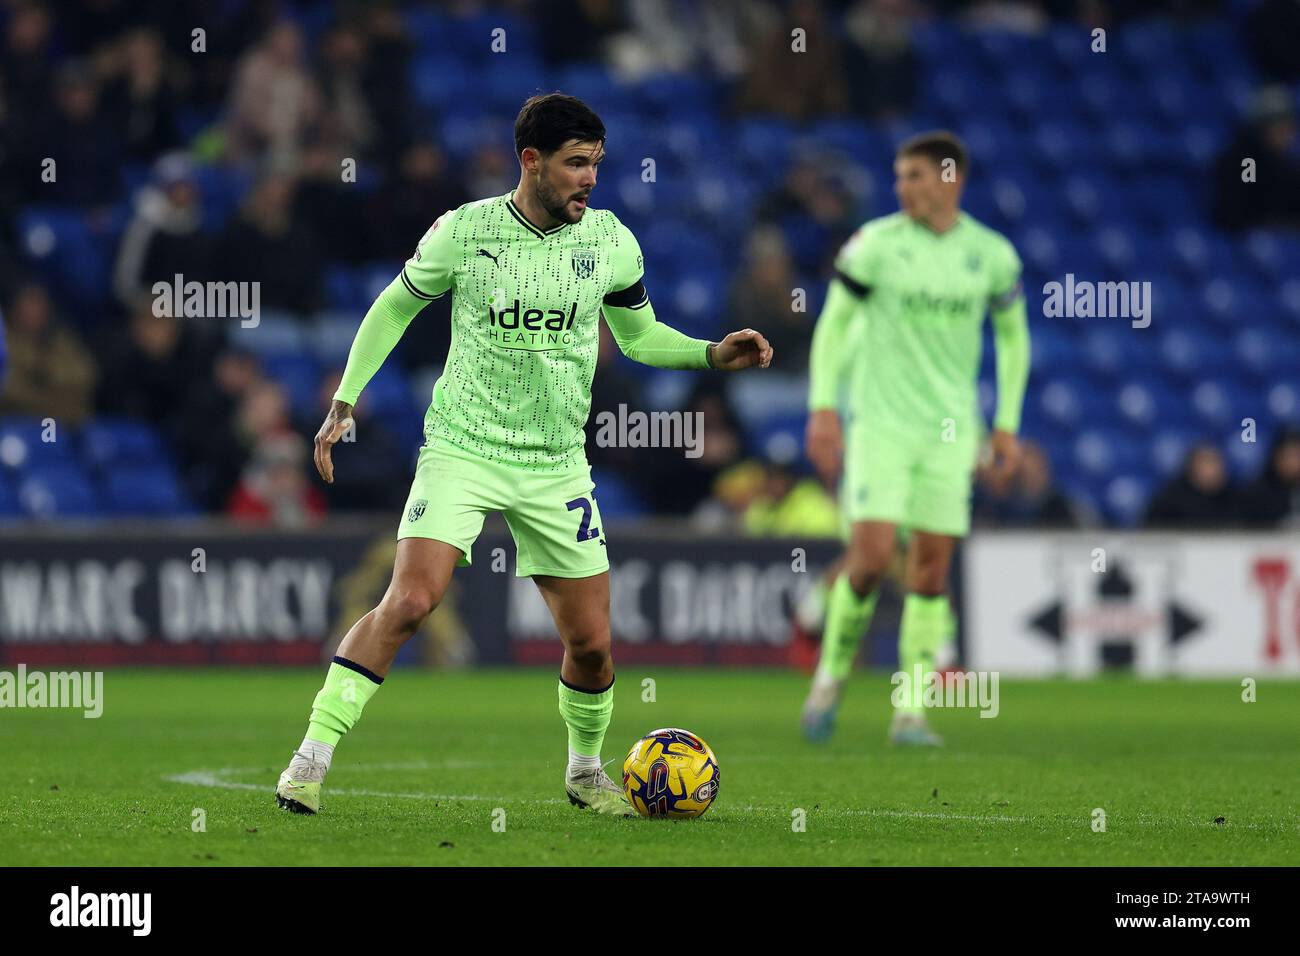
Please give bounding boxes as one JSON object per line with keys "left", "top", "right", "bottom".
{"left": 275, "top": 93, "right": 773, "bottom": 816}
{"left": 800, "top": 130, "right": 1030, "bottom": 746}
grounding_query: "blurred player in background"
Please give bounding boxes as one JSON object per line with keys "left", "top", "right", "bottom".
{"left": 273, "top": 93, "right": 772, "bottom": 816}
{"left": 802, "top": 131, "right": 1030, "bottom": 746}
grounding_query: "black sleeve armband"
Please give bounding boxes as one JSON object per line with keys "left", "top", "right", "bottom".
{"left": 603, "top": 278, "right": 650, "bottom": 309}
{"left": 835, "top": 269, "right": 872, "bottom": 300}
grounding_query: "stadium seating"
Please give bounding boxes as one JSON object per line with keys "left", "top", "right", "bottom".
{"left": 7, "top": 8, "right": 1296, "bottom": 528}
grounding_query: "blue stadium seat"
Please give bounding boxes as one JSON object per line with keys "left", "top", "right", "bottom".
{"left": 1149, "top": 427, "right": 1200, "bottom": 479}
{"left": 1103, "top": 473, "right": 1155, "bottom": 527}
{"left": 18, "top": 464, "right": 98, "bottom": 517}
{"left": 1190, "top": 378, "right": 1244, "bottom": 430}
{"left": 590, "top": 469, "right": 647, "bottom": 522}
{"left": 1222, "top": 428, "right": 1269, "bottom": 481}
{"left": 0, "top": 416, "right": 76, "bottom": 469}
{"left": 103, "top": 464, "right": 190, "bottom": 516}
{"left": 325, "top": 266, "right": 366, "bottom": 312}
{"left": 194, "top": 164, "right": 253, "bottom": 231}
{"left": 226, "top": 310, "right": 306, "bottom": 357}
{"left": 0, "top": 471, "right": 19, "bottom": 517}
{"left": 1037, "top": 376, "right": 1111, "bottom": 430}
{"left": 80, "top": 418, "right": 169, "bottom": 470}
{"left": 1073, "top": 427, "right": 1143, "bottom": 478}
{"left": 357, "top": 363, "right": 415, "bottom": 421}
{"left": 309, "top": 311, "right": 362, "bottom": 366}
{"left": 1267, "top": 381, "right": 1298, "bottom": 420}
{"left": 262, "top": 354, "right": 323, "bottom": 417}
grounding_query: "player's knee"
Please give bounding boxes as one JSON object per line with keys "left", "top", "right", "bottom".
{"left": 565, "top": 627, "right": 611, "bottom": 673}
{"left": 845, "top": 549, "right": 889, "bottom": 596}
{"left": 381, "top": 587, "right": 442, "bottom": 635}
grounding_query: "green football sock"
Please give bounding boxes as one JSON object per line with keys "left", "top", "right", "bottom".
{"left": 897, "top": 594, "right": 949, "bottom": 713}
{"left": 814, "top": 573, "right": 879, "bottom": 683}
{"left": 557, "top": 677, "right": 615, "bottom": 758}
{"left": 305, "top": 657, "right": 384, "bottom": 747}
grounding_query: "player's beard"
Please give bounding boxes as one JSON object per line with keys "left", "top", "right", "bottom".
{"left": 536, "top": 171, "right": 585, "bottom": 224}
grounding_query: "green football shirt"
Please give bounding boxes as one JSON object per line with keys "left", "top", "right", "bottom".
{"left": 810, "top": 211, "right": 1027, "bottom": 437}
{"left": 397, "top": 191, "right": 650, "bottom": 471}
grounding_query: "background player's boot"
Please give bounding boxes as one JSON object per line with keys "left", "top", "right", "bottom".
{"left": 888, "top": 711, "right": 944, "bottom": 747}
{"left": 566, "top": 764, "right": 635, "bottom": 816}
{"left": 275, "top": 750, "right": 328, "bottom": 814}
{"left": 801, "top": 676, "right": 844, "bottom": 742}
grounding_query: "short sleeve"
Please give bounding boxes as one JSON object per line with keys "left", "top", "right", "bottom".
{"left": 607, "top": 217, "right": 645, "bottom": 294}
{"left": 988, "top": 236, "right": 1024, "bottom": 310}
{"left": 401, "top": 208, "right": 461, "bottom": 300}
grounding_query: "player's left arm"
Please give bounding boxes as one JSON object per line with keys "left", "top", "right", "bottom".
{"left": 987, "top": 238, "right": 1031, "bottom": 485}
{"left": 601, "top": 221, "right": 772, "bottom": 372}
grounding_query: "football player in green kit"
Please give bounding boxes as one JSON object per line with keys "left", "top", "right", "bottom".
{"left": 801, "top": 131, "right": 1030, "bottom": 746}
{"left": 275, "top": 94, "right": 772, "bottom": 816}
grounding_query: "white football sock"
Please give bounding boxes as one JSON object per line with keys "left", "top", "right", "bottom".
{"left": 293, "top": 737, "right": 335, "bottom": 773}
{"left": 567, "top": 750, "right": 601, "bottom": 775}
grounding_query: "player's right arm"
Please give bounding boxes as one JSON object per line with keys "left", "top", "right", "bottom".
{"left": 314, "top": 208, "right": 460, "bottom": 483}
{"left": 806, "top": 226, "right": 873, "bottom": 485}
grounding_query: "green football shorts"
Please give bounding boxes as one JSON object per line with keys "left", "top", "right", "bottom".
{"left": 397, "top": 437, "right": 610, "bottom": 578}
{"left": 841, "top": 419, "right": 979, "bottom": 538}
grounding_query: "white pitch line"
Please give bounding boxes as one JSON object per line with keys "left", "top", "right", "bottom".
{"left": 166, "top": 768, "right": 567, "bottom": 805}
{"left": 166, "top": 767, "right": 1299, "bottom": 832}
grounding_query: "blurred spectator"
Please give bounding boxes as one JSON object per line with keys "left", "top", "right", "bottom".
{"left": 1239, "top": 426, "right": 1300, "bottom": 528}
{"left": 1248, "top": 0, "right": 1300, "bottom": 84}
{"left": 1144, "top": 443, "right": 1240, "bottom": 528}
{"left": 96, "top": 297, "right": 219, "bottom": 431}
{"left": 113, "top": 153, "right": 215, "bottom": 307}
{"left": 727, "top": 227, "right": 811, "bottom": 370}
{"left": 300, "top": 368, "right": 410, "bottom": 513}
{"left": 226, "top": 431, "right": 326, "bottom": 526}
{"left": 693, "top": 458, "right": 766, "bottom": 530}
{"left": 959, "top": 0, "right": 1049, "bottom": 32}
{"left": 40, "top": 61, "right": 122, "bottom": 207}
{"left": 742, "top": 459, "right": 840, "bottom": 535}
{"left": 3, "top": 1, "right": 54, "bottom": 147}
{"left": 734, "top": 0, "right": 849, "bottom": 121}
{"left": 637, "top": 379, "right": 746, "bottom": 517}
{"left": 175, "top": 348, "right": 261, "bottom": 509}
{"left": 842, "top": 0, "right": 920, "bottom": 120}
{"left": 974, "top": 439, "right": 1081, "bottom": 527}
{"left": 0, "top": 299, "right": 8, "bottom": 390}
{"left": 613, "top": 0, "right": 769, "bottom": 80}
{"left": 99, "top": 28, "right": 181, "bottom": 160}
{"left": 215, "top": 172, "right": 324, "bottom": 313}
{"left": 356, "top": 5, "right": 418, "bottom": 165}
{"left": 465, "top": 143, "right": 516, "bottom": 200}
{"left": 294, "top": 141, "right": 372, "bottom": 263}
{"left": 366, "top": 141, "right": 471, "bottom": 260}
{"left": 224, "top": 20, "right": 322, "bottom": 168}
{"left": 585, "top": 324, "right": 650, "bottom": 478}
{"left": 1212, "top": 86, "right": 1300, "bottom": 232}
{"left": 756, "top": 156, "right": 858, "bottom": 275}
{"left": 538, "top": 0, "right": 630, "bottom": 68}
{"left": 0, "top": 283, "right": 97, "bottom": 425}
{"left": 315, "top": 22, "right": 378, "bottom": 161}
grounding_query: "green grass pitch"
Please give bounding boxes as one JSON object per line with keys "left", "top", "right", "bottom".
{"left": 3, "top": 668, "right": 1297, "bottom": 866}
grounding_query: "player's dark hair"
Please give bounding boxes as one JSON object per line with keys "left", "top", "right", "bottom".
{"left": 514, "top": 92, "right": 605, "bottom": 158}
{"left": 897, "top": 130, "right": 969, "bottom": 176}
